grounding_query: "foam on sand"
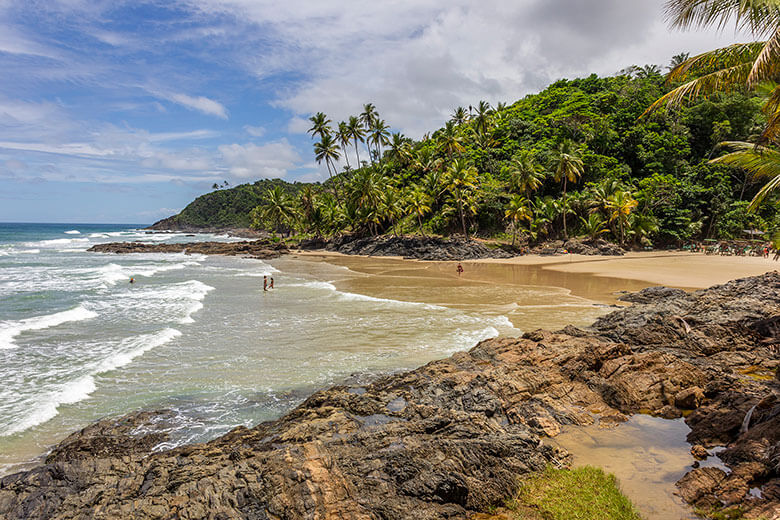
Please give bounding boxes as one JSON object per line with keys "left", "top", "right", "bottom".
{"left": 0, "top": 305, "right": 98, "bottom": 350}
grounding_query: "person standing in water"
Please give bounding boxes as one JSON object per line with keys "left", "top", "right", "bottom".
{"left": 263, "top": 275, "right": 268, "bottom": 292}
{"left": 269, "top": 277, "right": 274, "bottom": 289}
{"left": 129, "top": 277, "right": 134, "bottom": 284}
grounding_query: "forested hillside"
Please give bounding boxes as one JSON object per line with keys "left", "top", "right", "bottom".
{"left": 156, "top": 65, "right": 775, "bottom": 246}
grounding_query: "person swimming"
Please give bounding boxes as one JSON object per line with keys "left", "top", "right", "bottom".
{"left": 129, "top": 277, "right": 134, "bottom": 284}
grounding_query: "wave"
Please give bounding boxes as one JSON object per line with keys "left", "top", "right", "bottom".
{"left": 94, "top": 260, "right": 201, "bottom": 286}
{"left": 0, "top": 305, "right": 98, "bottom": 350}
{"left": 64, "top": 230, "right": 80, "bottom": 235}
{"left": 35, "top": 238, "right": 90, "bottom": 246}
{"left": 3, "top": 328, "right": 181, "bottom": 436}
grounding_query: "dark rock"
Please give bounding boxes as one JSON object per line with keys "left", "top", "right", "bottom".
{"left": 675, "top": 387, "right": 705, "bottom": 410}
{"left": 88, "top": 240, "right": 286, "bottom": 258}
{"left": 302, "top": 234, "right": 513, "bottom": 260}
{"left": 691, "top": 445, "right": 709, "bottom": 460}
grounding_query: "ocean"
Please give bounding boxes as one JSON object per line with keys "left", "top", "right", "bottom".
{"left": 0, "top": 222, "right": 541, "bottom": 475}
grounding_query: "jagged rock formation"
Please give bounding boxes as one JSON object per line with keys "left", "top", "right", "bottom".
{"left": 1, "top": 274, "right": 779, "bottom": 519}
{"left": 88, "top": 240, "right": 287, "bottom": 259}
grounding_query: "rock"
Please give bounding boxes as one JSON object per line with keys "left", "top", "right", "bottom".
{"left": 2, "top": 273, "right": 780, "bottom": 519}
{"left": 296, "top": 234, "right": 513, "bottom": 260}
{"left": 88, "top": 240, "right": 287, "bottom": 258}
{"left": 529, "top": 238, "right": 625, "bottom": 256}
{"left": 675, "top": 387, "right": 705, "bottom": 410}
{"left": 691, "top": 445, "right": 709, "bottom": 460}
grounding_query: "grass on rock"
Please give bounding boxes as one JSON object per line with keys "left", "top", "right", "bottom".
{"left": 505, "top": 466, "right": 643, "bottom": 520}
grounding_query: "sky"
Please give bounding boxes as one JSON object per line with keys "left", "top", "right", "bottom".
{"left": 0, "top": 0, "right": 755, "bottom": 224}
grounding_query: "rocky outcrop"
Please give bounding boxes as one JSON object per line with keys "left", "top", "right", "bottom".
{"left": 298, "top": 235, "right": 512, "bottom": 260}
{"left": 529, "top": 238, "right": 625, "bottom": 256}
{"left": 88, "top": 240, "right": 287, "bottom": 259}
{"left": 1, "top": 274, "right": 780, "bottom": 519}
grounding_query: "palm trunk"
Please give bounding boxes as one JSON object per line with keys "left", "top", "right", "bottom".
{"left": 417, "top": 214, "right": 426, "bottom": 237}
{"left": 354, "top": 138, "right": 361, "bottom": 168}
{"left": 511, "top": 222, "right": 517, "bottom": 247}
{"left": 457, "top": 197, "right": 468, "bottom": 239}
{"left": 562, "top": 178, "right": 568, "bottom": 240}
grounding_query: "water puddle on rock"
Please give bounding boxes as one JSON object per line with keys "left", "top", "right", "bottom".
{"left": 547, "top": 414, "right": 697, "bottom": 520}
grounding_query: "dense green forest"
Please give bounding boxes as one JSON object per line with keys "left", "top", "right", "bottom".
{"left": 162, "top": 59, "right": 778, "bottom": 247}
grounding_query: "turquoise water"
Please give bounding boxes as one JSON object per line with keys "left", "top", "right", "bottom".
{"left": 0, "top": 223, "right": 525, "bottom": 474}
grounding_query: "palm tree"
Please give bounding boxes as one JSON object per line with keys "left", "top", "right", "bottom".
{"left": 406, "top": 188, "right": 432, "bottom": 236}
{"left": 504, "top": 152, "right": 545, "bottom": 196}
{"left": 504, "top": 195, "right": 532, "bottom": 246}
{"left": 360, "top": 103, "right": 378, "bottom": 162}
{"left": 314, "top": 134, "right": 341, "bottom": 199}
{"left": 388, "top": 132, "right": 412, "bottom": 165}
{"left": 444, "top": 158, "right": 479, "bottom": 238}
{"left": 253, "top": 185, "right": 297, "bottom": 238}
{"left": 438, "top": 121, "right": 465, "bottom": 158}
{"left": 346, "top": 116, "right": 366, "bottom": 167}
{"left": 667, "top": 52, "right": 690, "bottom": 71}
{"left": 711, "top": 141, "right": 780, "bottom": 210}
{"left": 308, "top": 112, "right": 332, "bottom": 140}
{"left": 369, "top": 119, "right": 391, "bottom": 162}
{"left": 382, "top": 186, "right": 404, "bottom": 236}
{"left": 551, "top": 139, "right": 585, "bottom": 239}
{"left": 451, "top": 106, "right": 468, "bottom": 125}
{"left": 336, "top": 121, "right": 352, "bottom": 170}
{"left": 579, "top": 213, "right": 609, "bottom": 241}
{"left": 605, "top": 190, "right": 639, "bottom": 245}
{"left": 636, "top": 64, "right": 662, "bottom": 78}
{"left": 474, "top": 100, "right": 492, "bottom": 135}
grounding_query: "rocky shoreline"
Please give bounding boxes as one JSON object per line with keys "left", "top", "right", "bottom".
{"left": 1, "top": 273, "right": 779, "bottom": 519}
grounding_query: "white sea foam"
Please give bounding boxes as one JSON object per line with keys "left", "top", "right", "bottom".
{"left": 64, "top": 230, "right": 80, "bottom": 235}
{"left": 3, "top": 328, "right": 181, "bottom": 436}
{"left": 35, "top": 238, "right": 90, "bottom": 246}
{"left": 17, "top": 249, "right": 40, "bottom": 254}
{"left": 0, "top": 305, "right": 98, "bottom": 349}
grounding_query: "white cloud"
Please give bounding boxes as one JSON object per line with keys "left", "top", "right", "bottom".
{"left": 218, "top": 139, "right": 302, "bottom": 178}
{"left": 244, "top": 124, "right": 266, "bottom": 137}
{"left": 167, "top": 92, "right": 228, "bottom": 119}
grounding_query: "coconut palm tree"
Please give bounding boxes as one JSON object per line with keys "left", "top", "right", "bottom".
{"left": 336, "top": 121, "right": 352, "bottom": 170}
{"left": 668, "top": 52, "right": 690, "bottom": 71}
{"left": 474, "top": 100, "right": 492, "bottom": 135}
{"left": 369, "top": 119, "right": 391, "bottom": 162}
{"left": 346, "top": 116, "right": 365, "bottom": 167}
{"left": 314, "top": 134, "right": 341, "bottom": 199}
{"left": 550, "top": 140, "right": 585, "bottom": 239}
{"left": 308, "top": 112, "right": 332, "bottom": 140}
{"left": 438, "top": 121, "right": 465, "bottom": 158}
{"left": 254, "top": 185, "right": 297, "bottom": 238}
{"left": 406, "top": 188, "right": 432, "bottom": 236}
{"left": 605, "top": 190, "right": 639, "bottom": 245}
{"left": 444, "top": 159, "right": 479, "bottom": 238}
{"left": 711, "top": 141, "right": 780, "bottom": 210}
{"left": 504, "top": 152, "right": 545, "bottom": 196}
{"left": 388, "top": 132, "right": 412, "bottom": 165}
{"left": 504, "top": 195, "right": 532, "bottom": 246}
{"left": 451, "top": 106, "right": 468, "bottom": 125}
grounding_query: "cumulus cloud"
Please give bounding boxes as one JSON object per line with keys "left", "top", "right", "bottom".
{"left": 218, "top": 139, "right": 302, "bottom": 178}
{"left": 243, "top": 125, "right": 266, "bottom": 137}
{"left": 189, "top": 0, "right": 751, "bottom": 137}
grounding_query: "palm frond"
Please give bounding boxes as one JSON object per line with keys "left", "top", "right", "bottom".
{"left": 748, "top": 28, "right": 780, "bottom": 86}
{"left": 667, "top": 42, "right": 763, "bottom": 83}
{"left": 665, "top": 0, "right": 780, "bottom": 36}
{"left": 642, "top": 61, "right": 753, "bottom": 117}
{"left": 710, "top": 141, "right": 780, "bottom": 210}
{"left": 759, "top": 84, "right": 780, "bottom": 144}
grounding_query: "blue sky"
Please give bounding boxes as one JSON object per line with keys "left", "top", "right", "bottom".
{"left": 0, "top": 0, "right": 751, "bottom": 224}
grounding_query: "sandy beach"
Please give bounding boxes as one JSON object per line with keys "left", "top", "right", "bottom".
{"left": 298, "top": 249, "right": 780, "bottom": 291}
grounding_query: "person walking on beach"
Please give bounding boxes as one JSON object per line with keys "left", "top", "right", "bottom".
{"left": 269, "top": 277, "right": 274, "bottom": 289}
{"left": 263, "top": 275, "right": 268, "bottom": 292}
{"left": 456, "top": 263, "right": 464, "bottom": 276}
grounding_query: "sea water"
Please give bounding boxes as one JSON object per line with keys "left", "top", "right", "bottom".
{"left": 0, "top": 223, "right": 534, "bottom": 475}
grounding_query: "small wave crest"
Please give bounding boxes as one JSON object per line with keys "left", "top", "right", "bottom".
{"left": 0, "top": 305, "right": 98, "bottom": 350}
{"left": 64, "top": 230, "right": 80, "bottom": 235}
